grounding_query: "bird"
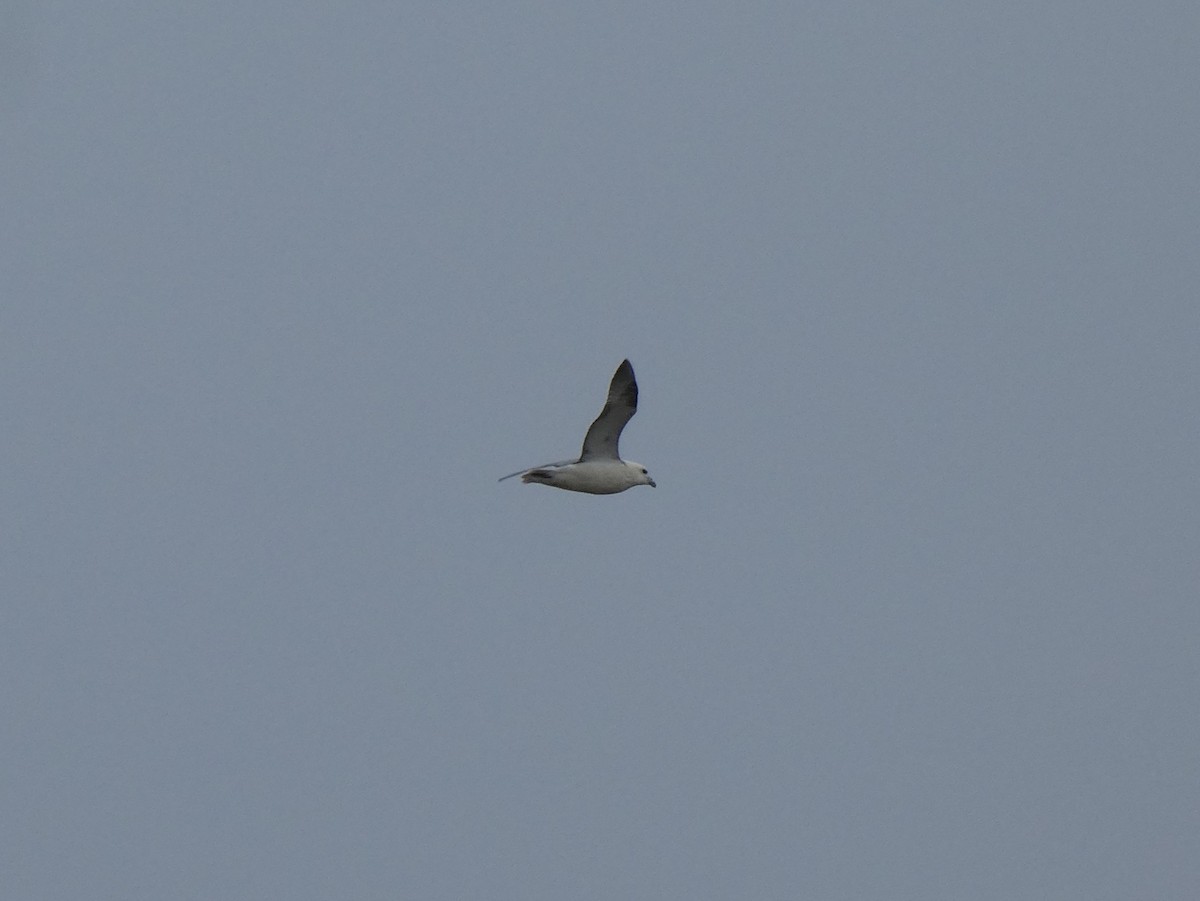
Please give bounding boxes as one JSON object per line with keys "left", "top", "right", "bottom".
{"left": 499, "top": 359, "right": 656, "bottom": 494}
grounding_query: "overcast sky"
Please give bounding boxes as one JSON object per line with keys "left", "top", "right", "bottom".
{"left": 3, "top": 3, "right": 1198, "bottom": 899}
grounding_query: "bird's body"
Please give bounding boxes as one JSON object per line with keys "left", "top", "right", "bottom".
{"left": 512, "top": 458, "right": 652, "bottom": 495}
{"left": 500, "top": 359, "right": 656, "bottom": 495}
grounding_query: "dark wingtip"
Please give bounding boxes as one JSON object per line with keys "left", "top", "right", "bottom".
{"left": 609, "top": 359, "right": 638, "bottom": 393}
{"left": 612, "top": 359, "right": 637, "bottom": 408}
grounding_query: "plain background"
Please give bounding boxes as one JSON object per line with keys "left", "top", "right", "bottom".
{"left": 3, "top": 3, "right": 1198, "bottom": 899}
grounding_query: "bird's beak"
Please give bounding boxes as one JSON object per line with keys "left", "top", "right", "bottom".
{"left": 648, "top": 478, "right": 657, "bottom": 488}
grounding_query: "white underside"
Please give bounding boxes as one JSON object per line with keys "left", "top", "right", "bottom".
{"left": 525, "top": 460, "right": 651, "bottom": 494}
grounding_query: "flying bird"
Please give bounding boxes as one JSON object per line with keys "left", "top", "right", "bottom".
{"left": 500, "top": 359, "right": 656, "bottom": 494}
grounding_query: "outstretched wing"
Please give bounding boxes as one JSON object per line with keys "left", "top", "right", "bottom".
{"left": 497, "top": 459, "right": 576, "bottom": 482}
{"left": 580, "top": 359, "right": 638, "bottom": 461}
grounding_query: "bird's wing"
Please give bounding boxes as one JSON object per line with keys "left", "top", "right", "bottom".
{"left": 497, "top": 460, "right": 576, "bottom": 482}
{"left": 580, "top": 359, "right": 638, "bottom": 461}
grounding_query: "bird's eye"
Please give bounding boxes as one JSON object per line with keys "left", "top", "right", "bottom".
{"left": 641, "top": 468, "right": 648, "bottom": 474}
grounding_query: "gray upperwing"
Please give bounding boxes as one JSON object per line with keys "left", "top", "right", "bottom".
{"left": 580, "top": 359, "right": 638, "bottom": 461}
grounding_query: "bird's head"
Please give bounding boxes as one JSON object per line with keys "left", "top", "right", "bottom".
{"left": 626, "top": 461, "right": 656, "bottom": 488}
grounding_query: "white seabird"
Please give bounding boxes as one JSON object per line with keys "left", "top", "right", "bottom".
{"left": 500, "top": 359, "right": 656, "bottom": 494}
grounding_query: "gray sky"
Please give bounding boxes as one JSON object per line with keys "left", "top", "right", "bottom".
{"left": 3, "top": 3, "right": 1198, "bottom": 899}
